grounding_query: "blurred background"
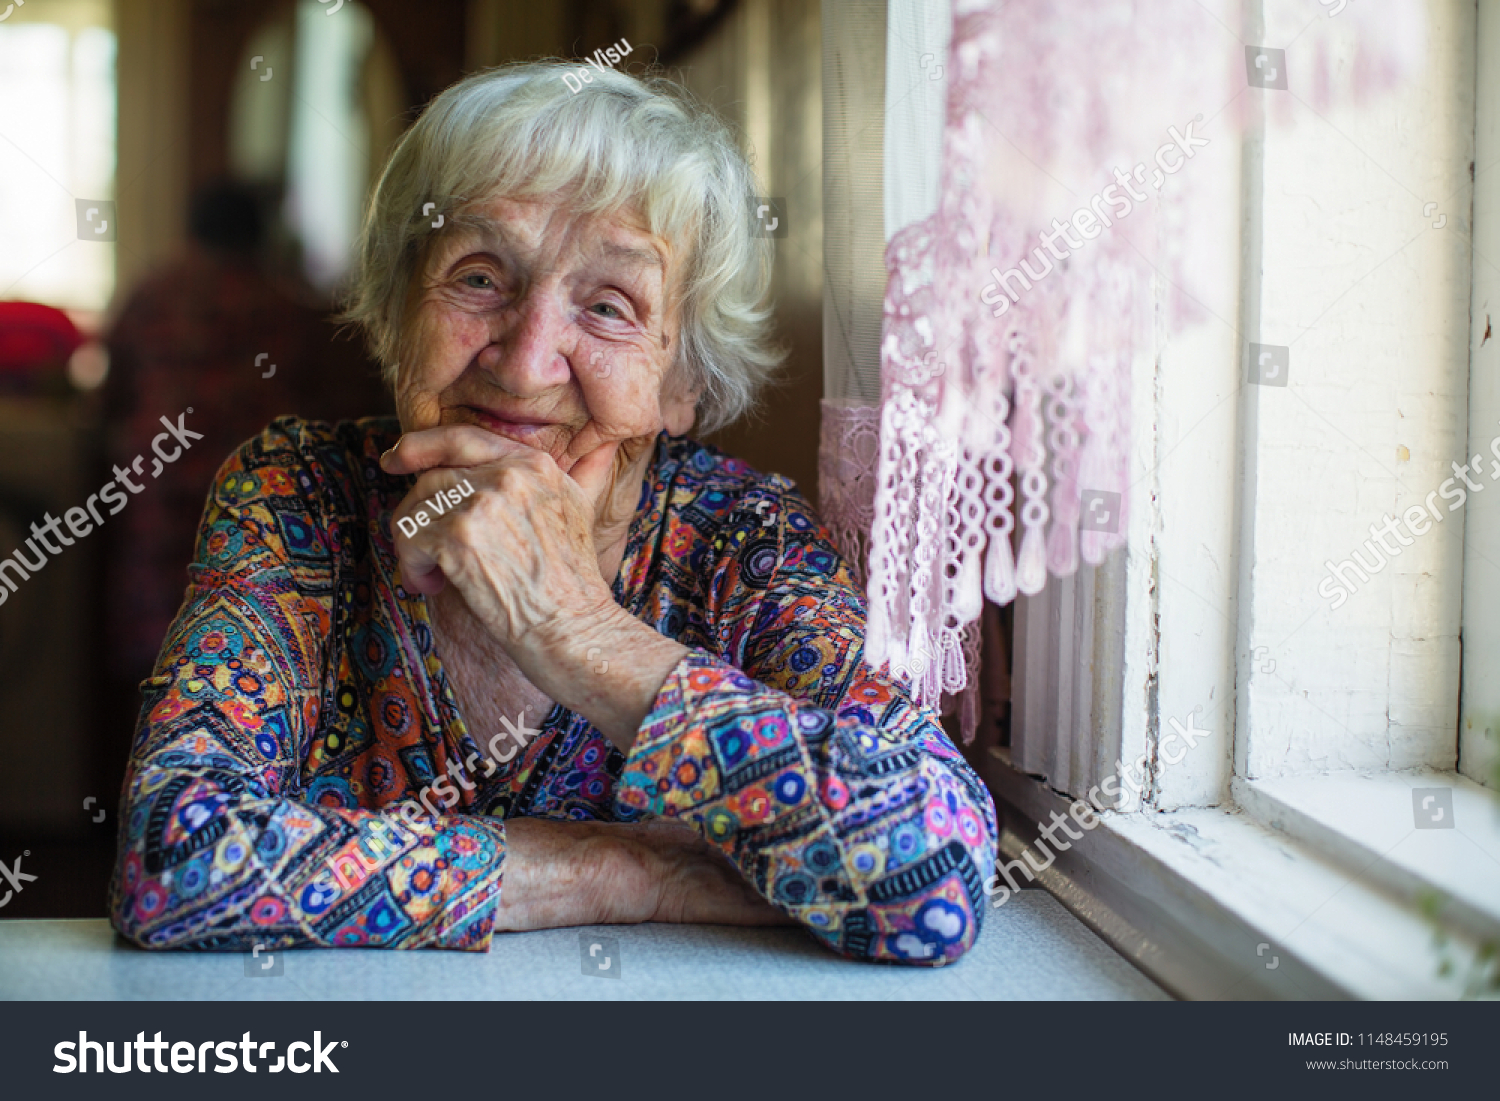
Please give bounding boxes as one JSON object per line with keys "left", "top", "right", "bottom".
{"left": 0, "top": 0, "right": 823, "bottom": 917}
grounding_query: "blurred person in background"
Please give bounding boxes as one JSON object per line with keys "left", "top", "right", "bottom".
{"left": 102, "top": 179, "right": 388, "bottom": 690}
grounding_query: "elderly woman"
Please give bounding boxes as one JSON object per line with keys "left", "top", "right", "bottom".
{"left": 108, "top": 63, "right": 997, "bottom": 964}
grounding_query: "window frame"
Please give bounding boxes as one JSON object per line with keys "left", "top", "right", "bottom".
{"left": 980, "top": 0, "right": 1500, "bottom": 998}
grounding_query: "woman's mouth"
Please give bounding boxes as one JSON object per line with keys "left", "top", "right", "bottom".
{"left": 463, "top": 406, "right": 557, "bottom": 443}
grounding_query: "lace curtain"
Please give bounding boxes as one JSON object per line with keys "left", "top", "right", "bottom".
{"left": 819, "top": 0, "right": 1426, "bottom": 741}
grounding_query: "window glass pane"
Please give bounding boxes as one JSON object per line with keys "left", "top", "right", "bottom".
{"left": 283, "top": 0, "right": 374, "bottom": 292}
{"left": 0, "top": 11, "right": 116, "bottom": 311}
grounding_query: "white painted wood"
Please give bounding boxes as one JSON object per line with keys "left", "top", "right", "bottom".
{"left": 1014, "top": 8, "right": 1244, "bottom": 814}
{"left": 1460, "top": 0, "right": 1500, "bottom": 792}
{"left": 1119, "top": 346, "right": 1159, "bottom": 816}
{"left": 1152, "top": 312, "right": 1244, "bottom": 810}
{"left": 1011, "top": 582, "right": 1055, "bottom": 780}
{"left": 1242, "top": 0, "right": 1474, "bottom": 779}
{"left": 1236, "top": 770, "right": 1500, "bottom": 945}
{"left": 1135, "top": 115, "right": 1243, "bottom": 809}
{"left": 985, "top": 749, "right": 1492, "bottom": 999}
{"left": 1013, "top": 567, "right": 1082, "bottom": 792}
{"left": 1012, "top": 552, "right": 1129, "bottom": 804}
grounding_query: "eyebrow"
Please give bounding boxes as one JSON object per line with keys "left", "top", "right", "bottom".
{"left": 447, "top": 220, "right": 510, "bottom": 255}
{"left": 597, "top": 242, "right": 662, "bottom": 269}
{"left": 439, "top": 219, "right": 662, "bottom": 273}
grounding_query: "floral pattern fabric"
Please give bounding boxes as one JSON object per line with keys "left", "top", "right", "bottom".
{"left": 109, "top": 417, "right": 998, "bottom": 962}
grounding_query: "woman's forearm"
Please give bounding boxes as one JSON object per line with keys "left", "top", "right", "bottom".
{"left": 516, "top": 603, "right": 690, "bottom": 753}
{"left": 492, "top": 818, "right": 792, "bottom": 932}
{"left": 491, "top": 818, "right": 645, "bottom": 931}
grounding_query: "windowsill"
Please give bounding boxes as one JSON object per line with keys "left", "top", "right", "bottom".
{"left": 982, "top": 748, "right": 1497, "bottom": 999}
{"left": 1235, "top": 770, "right": 1500, "bottom": 946}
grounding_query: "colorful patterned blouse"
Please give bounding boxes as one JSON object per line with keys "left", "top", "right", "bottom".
{"left": 108, "top": 417, "right": 998, "bottom": 963}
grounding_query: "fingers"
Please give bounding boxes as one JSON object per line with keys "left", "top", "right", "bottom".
{"left": 380, "top": 424, "right": 531, "bottom": 476}
{"left": 382, "top": 424, "right": 648, "bottom": 623}
{"left": 390, "top": 463, "right": 493, "bottom": 596}
{"left": 568, "top": 433, "right": 659, "bottom": 532}
{"left": 566, "top": 438, "right": 623, "bottom": 509}
{"left": 389, "top": 487, "right": 453, "bottom": 596}
{"left": 401, "top": 554, "right": 448, "bottom": 597}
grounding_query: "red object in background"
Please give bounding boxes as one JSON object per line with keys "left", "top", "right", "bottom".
{"left": 0, "top": 301, "right": 83, "bottom": 376}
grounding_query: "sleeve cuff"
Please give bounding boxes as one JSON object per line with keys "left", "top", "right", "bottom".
{"left": 412, "top": 815, "right": 508, "bottom": 951}
{"left": 613, "top": 648, "right": 825, "bottom": 838}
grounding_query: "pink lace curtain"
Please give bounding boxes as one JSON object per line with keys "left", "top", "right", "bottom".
{"left": 819, "top": 0, "right": 1426, "bottom": 740}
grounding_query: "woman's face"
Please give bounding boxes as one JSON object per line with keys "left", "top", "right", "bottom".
{"left": 396, "top": 196, "right": 698, "bottom": 472}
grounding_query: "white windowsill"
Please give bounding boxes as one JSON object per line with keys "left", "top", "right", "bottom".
{"left": 1234, "top": 770, "right": 1500, "bottom": 947}
{"left": 983, "top": 749, "right": 1498, "bottom": 999}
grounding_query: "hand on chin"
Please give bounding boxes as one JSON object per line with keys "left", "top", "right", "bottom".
{"left": 380, "top": 421, "right": 650, "bottom": 652}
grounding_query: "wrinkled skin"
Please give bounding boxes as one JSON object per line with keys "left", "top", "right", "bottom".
{"left": 385, "top": 197, "right": 696, "bottom": 621}
{"left": 379, "top": 197, "right": 789, "bottom": 931}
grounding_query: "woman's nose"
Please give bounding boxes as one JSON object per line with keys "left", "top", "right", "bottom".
{"left": 475, "top": 287, "right": 575, "bottom": 395}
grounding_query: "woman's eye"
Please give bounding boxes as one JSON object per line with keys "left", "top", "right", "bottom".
{"left": 461, "top": 273, "right": 494, "bottom": 290}
{"left": 590, "top": 302, "right": 623, "bottom": 319}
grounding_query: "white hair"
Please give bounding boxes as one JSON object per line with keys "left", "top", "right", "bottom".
{"left": 341, "top": 61, "right": 784, "bottom": 434}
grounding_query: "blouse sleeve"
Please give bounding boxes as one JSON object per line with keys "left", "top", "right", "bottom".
{"left": 108, "top": 421, "right": 506, "bottom": 951}
{"left": 613, "top": 481, "right": 999, "bottom": 964}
